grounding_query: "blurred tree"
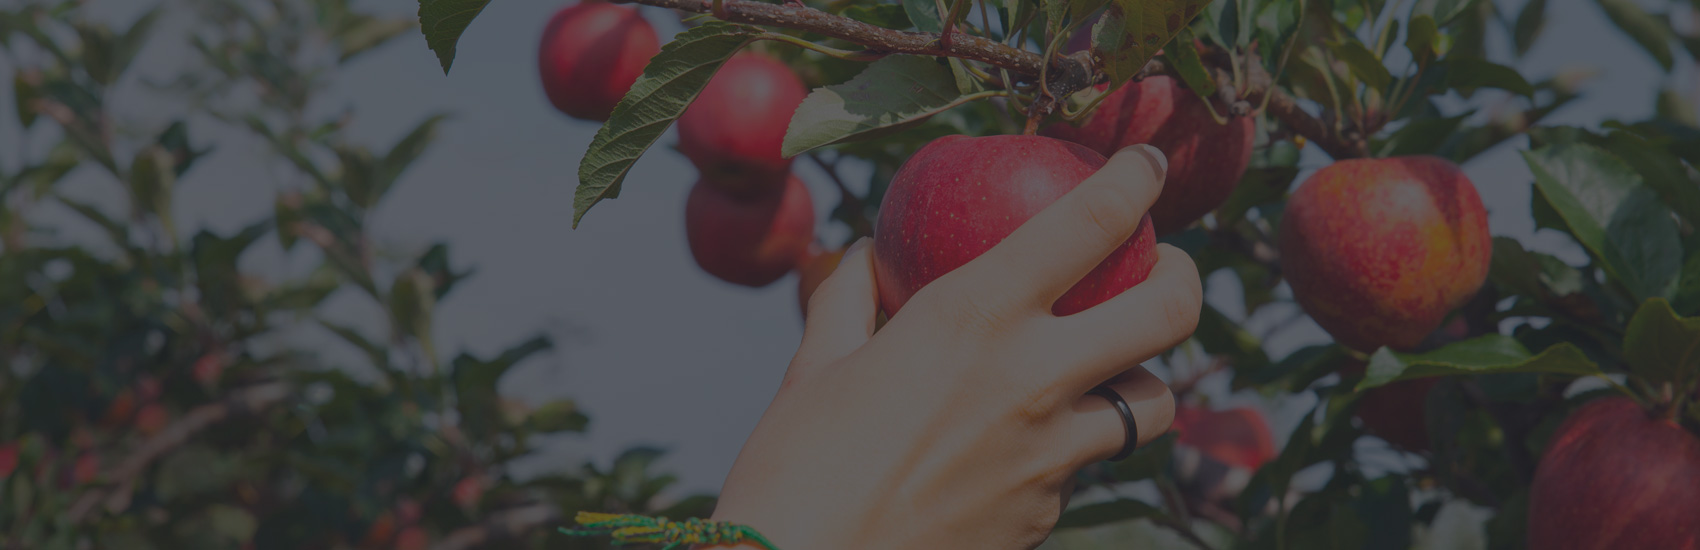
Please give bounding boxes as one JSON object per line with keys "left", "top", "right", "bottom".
{"left": 0, "top": 1, "right": 712, "bottom": 549}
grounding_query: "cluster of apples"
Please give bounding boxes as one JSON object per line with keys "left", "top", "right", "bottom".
{"left": 540, "top": 6, "right": 1698, "bottom": 545}
{"left": 541, "top": 2, "right": 822, "bottom": 292}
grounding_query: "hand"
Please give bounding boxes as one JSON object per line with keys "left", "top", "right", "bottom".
{"left": 705, "top": 144, "right": 1200, "bottom": 550}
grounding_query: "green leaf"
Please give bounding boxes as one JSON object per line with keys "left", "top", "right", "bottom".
{"left": 128, "top": 146, "right": 176, "bottom": 220}
{"left": 574, "top": 22, "right": 762, "bottom": 228}
{"left": 1623, "top": 298, "right": 1700, "bottom": 391}
{"left": 1376, "top": 115, "right": 1466, "bottom": 157}
{"left": 1444, "top": 56, "right": 1534, "bottom": 97}
{"left": 1523, "top": 143, "right": 1680, "bottom": 301}
{"left": 1110, "top": 432, "right": 1175, "bottom": 480}
{"left": 843, "top": 4, "right": 913, "bottom": 29}
{"left": 1513, "top": 0, "right": 1548, "bottom": 55}
{"left": 1606, "top": 189, "right": 1683, "bottom": 301}
{"left": 528, "top": 400, "right": 590, "bottom": 433}
{"left": 318, "top": 319, "right": 390, "bottom": 374}
{"left": 783, "top": 56, "right": 984, "bottom": 158}
{"left": 1214, "top": 166, "right": 1298, "bottom": 227}
{"left": 1093, "top": 0, "right": 1211, "bottom": 87}
{"left": 1405, "top": 14, "right": 1439, "bottom": 62}
{"left": 1414, "top": 0, "right": 1479, "bottom": 24}
{"left": 416, "top": 0, "right": 494, "bottom": 74}
{"left": 389, "top": 268, "right": 438, "bottom": 366}
{"left": 1194, "top": 303, "right": 1270, "bottom": 370}
{"left": 905, "top": 0, "right": 944, "bottom": 32}
{"left": 13, "top": 75, "right": 39, "bottom": 128}
{"left": 1167, "top": 29, "right": 1216, "bottom": 100}
{"left": 1676, "top": 255, "right": 1700, "bottom": 316}
{"left": 1489, "top": 236, "right": 1584, "bottom": 299}
{"left": 1595, "top": 0, "right": 1674, "bottom": 72}
{"left": 1056, "top": 499, "right": 1166, "bottom": 528}
{"left": 377, "top": 114, "right": 449, "bottom": 203}
{"left": 1355, "top": 335, "right": 1600, "bottom": 391}
{"left": 1216, "top": 0, "right": 1239, "bottom": 46}
{"left": 1597, "top": 130, "right": 1700, "bottom": 228}
{"left": 1330, "top": 39, "right": 1391, "bottom": 92}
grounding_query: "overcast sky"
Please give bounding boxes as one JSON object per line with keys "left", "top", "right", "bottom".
{"left": 1, "top": 0, "right": 1671, "bottom": 496}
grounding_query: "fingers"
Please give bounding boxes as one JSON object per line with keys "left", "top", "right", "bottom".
{"left": 1068, "top": 365, "right": 1175, "bottom": 467}
{"left": 1035, "top": 244, "right": 1203, "bottom": 392}
{"left": 950, "top": 144, "right": 1168, "bottom": 313}
{"left": 790, "top": 238, "right": 878, "bottom": 376}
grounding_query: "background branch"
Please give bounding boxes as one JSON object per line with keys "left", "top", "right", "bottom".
{"left": 622, "top": 0, "right": 1367, "bottom": 159}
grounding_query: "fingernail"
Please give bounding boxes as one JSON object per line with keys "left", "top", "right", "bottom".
{"left": 1122, "top": 144, "right": 1168, "bottom": 178}
{"left": 845, "top": 236, "right": 873, "bottom": 255}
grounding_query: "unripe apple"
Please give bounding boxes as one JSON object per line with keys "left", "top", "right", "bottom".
{"left": 797, "top": 247, "right": 845, "bottom": 317}
{"left": 1043, "top": 76, "right": 1255, "bottom": 235}
{"left": 1172, "top": 405, "right": 1277, "bottom": 470}
{"left": 872, "top": 135, "right": 1158, "bottom": 316}
{"left": 1528, "top": 397, "right": 1700, "bottom": 550}
{"left": 537, "top": 2, "right": 659, "bottom": 121}
{"left": 677, "top": 52, "right": 808, "bottom": 196}
{"left": 1278, "top": 156, "right": 1490, "bottom": 352}
{"left": 686, "top": 176, "right": 816, "bottom": 288}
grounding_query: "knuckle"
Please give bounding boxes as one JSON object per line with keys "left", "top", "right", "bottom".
{"left": 1078, "top": 183, "right": 1145, "bottom": 246}
{"left": 928, "top": 284, "right": 1024, "bottom": 340}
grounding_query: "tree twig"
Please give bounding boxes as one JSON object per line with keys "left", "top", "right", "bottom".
{"left": 66, "top": 381, "right": 293, "bottom": 523}
{"left": 618, "top": 0, "right": 1366, "bottom": 158}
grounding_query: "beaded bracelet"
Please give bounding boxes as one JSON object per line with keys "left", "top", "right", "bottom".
{"left": 561, "top": 512, "right": 782, "bottom": 550}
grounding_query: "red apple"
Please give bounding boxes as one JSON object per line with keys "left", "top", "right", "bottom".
{"left": 1172, "top": 405, "right": 1277, "bottom": 470}
{"left": 677, "top": 52, "right": 808, "bottom": 196}
{"left": 686, "top": 176, "right": 816, "bottom": 288}
{"left": 797, "top": 247, "right": 846, "bottom": 317}
{"left": 392, "top": 527, "right": 428, "bottom": 550}
{"left": 872, "top": 135, "right": 1158, "bottom": 316}
{"left": 0, "top": 441, "right": 18, "bottom": 480}
{"left": 1042, "top": 76, "right": 1255, "bottom": 235}
{"left": 1278, "top": 156, "right": 1490, "bottom": 352}
{"left": 1528, "top": 397, "right": 1700, "bottom": 550}
{"left": 1354, "top": 377, "right": 1439, "bottom": 452}
{"left": 134, "top": 403, "right": 170, "bottom": 436}
{"left": 537, "top": 1, "right": 659, "bottom": 121}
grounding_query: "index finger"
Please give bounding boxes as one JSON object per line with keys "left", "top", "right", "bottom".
{"left": 955, "top": 144, "right": 1169, "bottom": 312}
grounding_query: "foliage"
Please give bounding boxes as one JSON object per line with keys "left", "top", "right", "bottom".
{"left": 0, "top": 1, "right": 709, "bottom": 549}
{"left": 426, "top": 0, "right": 1700, "bottom": 546}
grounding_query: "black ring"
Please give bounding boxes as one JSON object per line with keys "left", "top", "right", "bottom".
{"left": 1088, "top": 385, "right": 1139, "bottom": 461}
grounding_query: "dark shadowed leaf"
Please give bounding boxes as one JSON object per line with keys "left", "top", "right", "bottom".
{"left": 1445, "top": 56, "right": 1533, "bottom": 97}
{"left": 1622, "top": 298, "right": 1700, "bottom": 391}
{"left": 574, "top": 22, "right": 763, "bottom": 227}
{"left": 416, "top": 0, "right": 493, "bottom": 73}
{"left": 1594, "top": 0, "right": 1674, "bottom": 71}
{"left": 1513, "top": 0, "right": 1547, "bottom": 55}
{"left": 905, "top": 0, "right": 944, "bottom": 32}
{"left": 1056, "top": 499, "right": 1166, "bottom": 528}
{"left": 1093, "top": 0, "right": 1211, "bottom": 87}
{"left": 1330, "top": 38, "right": 1390, "bottom": 92}
{"left": 783, "top": 56, "right": 983, "bottom": 158}
{"left": 843, "top": 4, "right": 913, "bottom": 29}
{"left": 1356, "top": 335, "right": 1599, "bottom": 390}
{"left": 1523, "top": 143, "right": 1679, "bottom": 301}
{"left": 1597, "top": 130, "right": 1700, "bottom": 227}
{"left": 529, "top": 400, "right": 590, "bottom": 433}
{"left": 1167, "top": 29, "right": 1217, "bottom": 99}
